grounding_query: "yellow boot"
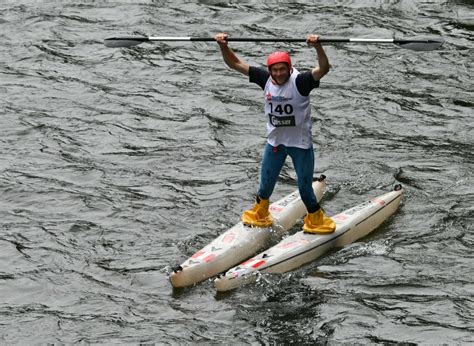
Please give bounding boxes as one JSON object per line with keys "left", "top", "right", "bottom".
{"left": 241, "top": 196, "right": 273, "bottom": 228}
{"left": 303, "top": 209, "right": 336, "bottom": 234}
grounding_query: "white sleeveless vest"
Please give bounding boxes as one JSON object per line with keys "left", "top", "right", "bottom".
{"left": 263, "top": 68, "right": 313, "bottom": 149}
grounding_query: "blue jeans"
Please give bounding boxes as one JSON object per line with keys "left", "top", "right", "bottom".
{"left": 257, "top": 143, "right": 320, "bottom": 213}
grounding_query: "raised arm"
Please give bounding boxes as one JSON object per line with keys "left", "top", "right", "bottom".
{"left": 215, "top": 33, "right": 250, "bottom": 76}
{"left": 307, "top": 34, "right": 330, "bottom": 81}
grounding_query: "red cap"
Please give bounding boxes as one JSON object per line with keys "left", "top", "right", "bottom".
{"left": 267, "top": 51, "right": 292, "bottom": 70}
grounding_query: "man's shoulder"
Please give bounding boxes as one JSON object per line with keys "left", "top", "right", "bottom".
{"left": 295, "top": 69, "right": 313, "bottom": 80}
{"left": 295, "top": 69, "right": 319, "bottom": 96}
{"left": 249, "top": 66, "right": 270, "bottom": 89}
{"left": 250, "top": 66, "right": 269, "bottom": 77}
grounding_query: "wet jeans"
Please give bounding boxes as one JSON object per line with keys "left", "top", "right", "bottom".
{"left": 257, "top": 143, "right": 320, "bottom": 213}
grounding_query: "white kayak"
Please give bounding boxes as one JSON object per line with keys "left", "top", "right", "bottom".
{"left": 214, "top": 185, "right": 403, "bottom": 292}
{"left": 170, "top": 175, "right": 327, "bottom": 288}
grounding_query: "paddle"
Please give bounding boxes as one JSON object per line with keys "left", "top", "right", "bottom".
{"left": 103, "top": 36, "right": 444, "bottom": 51}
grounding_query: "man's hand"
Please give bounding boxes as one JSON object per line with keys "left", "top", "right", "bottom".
{"left": 306, "top": 34, "right": 321, "bottom": 48}
{"left": 215, "top": 33, "right": 229, "bottom": 47}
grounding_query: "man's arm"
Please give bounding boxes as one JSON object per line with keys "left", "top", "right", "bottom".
{"left": 215, "top": 33, "right": 250, "bottom": 76}
{"left": 307, "top": 34, "right": 330, "bottom": 81}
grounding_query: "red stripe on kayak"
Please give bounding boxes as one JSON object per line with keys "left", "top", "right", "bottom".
{"left": 252, "top": 260, "right": 266, "bottom": 268}
{"left": 333, "top": 213, "right": 349, "bottom": 221}
{"left": 269, "top": 205, "right": 284, "bottom": 212}
{"left": 222, "top": 233, "right": 235, "bottom": 243}
{"left": 203, "top": 254, "right": 216, "bottom": 262}
{"left": 241, "top": 258, "right": 255, "bottom": 266}
{"left": 191, "top": 250, "right": 205, "bottom": 259}
{"left": 372, "top": 198, "right": 386, "bottom": 206}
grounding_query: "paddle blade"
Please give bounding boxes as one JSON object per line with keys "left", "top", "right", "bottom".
{"left": 104, "top": 36, "right": 149, "bottom": 48}
{"left": 396, "top": 37, "right": 444, "bottom": 51}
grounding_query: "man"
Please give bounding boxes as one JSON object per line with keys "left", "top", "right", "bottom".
{"left": 215, "top": 33, "right": 336, "bottom": 234}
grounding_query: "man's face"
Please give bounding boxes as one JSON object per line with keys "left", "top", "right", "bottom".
{"left": 269, "top": 62, "right": 291, "bottom": 85}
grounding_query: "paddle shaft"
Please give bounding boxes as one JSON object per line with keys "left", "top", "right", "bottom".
{"left": 109, "top": 36, "right": 438, "bottom": 44}
{"left": 103, "top": 36, "right": 444, "bottom": 51}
